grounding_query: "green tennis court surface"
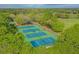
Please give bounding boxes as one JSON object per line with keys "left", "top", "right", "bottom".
{"left": 17, "top": 25, "right": 56, "bottom": 47}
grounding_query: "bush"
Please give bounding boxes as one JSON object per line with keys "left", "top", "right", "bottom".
{"left": 15, "top": 14, "right": 30, "bottom": 25}
{"left": 49, "top": 20, "right": 64, "bottom": 32}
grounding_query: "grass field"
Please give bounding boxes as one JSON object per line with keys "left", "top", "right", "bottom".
{"left": 58, "top": 18, "right": 79, "bottom": 30}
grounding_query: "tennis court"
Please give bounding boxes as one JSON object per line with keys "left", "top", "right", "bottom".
{"left": 17, "top": 25, "right": 56, "bottom": 47}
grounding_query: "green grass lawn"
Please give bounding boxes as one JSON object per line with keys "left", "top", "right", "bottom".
{"left": 58, "top": 18, "right": 79, "bottom": 30}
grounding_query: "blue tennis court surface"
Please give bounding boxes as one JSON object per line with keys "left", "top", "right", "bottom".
{"left": 26, "top": 32, "right": 47, "bottom": 38}
{"left": 23, "top": 28, "right": 40, "bottom": 33}
{"left": 31, "top": 37, "right": 55, "bottom": 47}
{"left": 17, "top": 25, "right": 56, "bottom": 47}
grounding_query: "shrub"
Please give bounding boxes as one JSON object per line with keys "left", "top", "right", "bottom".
{"left": 49, "top": 20, "right": 64, "bottom": 32}
{"left": 15, "top": 14, "right": 30, "bottom": 25}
